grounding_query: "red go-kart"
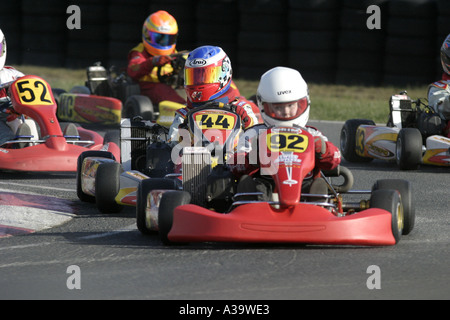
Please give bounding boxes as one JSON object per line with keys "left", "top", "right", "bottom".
{"left": 0, "top": 75, "right": 120, "bottom": 172}
{"left": 139, "top": 124, "right": 415, "bottom": 246}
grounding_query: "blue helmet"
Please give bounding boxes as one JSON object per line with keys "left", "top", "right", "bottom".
{"left": 184, "top": 46, "right": 232, "bottom": 105}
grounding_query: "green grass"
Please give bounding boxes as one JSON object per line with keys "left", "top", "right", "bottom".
{"left": 18, "top": 65, "right": 429, "bottom": 123}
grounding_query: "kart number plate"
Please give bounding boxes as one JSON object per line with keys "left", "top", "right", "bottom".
{"left": 194, "top": 113, "right": 236, "bottom": 130}
{"left": 14, "top": 78, "right": 54, "bottom": 106}
{"left": 267, "top": 133, "right": 308, "bottom": 153}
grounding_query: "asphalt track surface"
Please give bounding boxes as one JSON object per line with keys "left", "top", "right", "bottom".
{"left": 0, "top": 120, "right": 448, "bottom": 301}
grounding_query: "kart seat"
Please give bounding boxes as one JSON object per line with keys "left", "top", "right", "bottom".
{"left": 63, "top": 122, "right": 80, "bottom": 141}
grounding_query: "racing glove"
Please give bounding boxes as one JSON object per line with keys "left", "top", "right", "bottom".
{"left": 151, "top": 55, "right": 173, "bottom": 67}
{"left": 314, "top": 135, "right": 326, "bottom": 157}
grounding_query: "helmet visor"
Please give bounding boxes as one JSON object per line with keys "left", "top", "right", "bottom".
{"left": 263, "top": 97, "right": 309, "bottom": 121}
{"left": 185, "top": 65, "right": 224, "bottom": 86}
{"left": 145, "top": 30, "right": 177, "bottom": 47}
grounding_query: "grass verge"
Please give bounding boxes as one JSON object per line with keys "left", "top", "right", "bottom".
{"left": 18, "top": 65, "right": 430, "bottom": 124}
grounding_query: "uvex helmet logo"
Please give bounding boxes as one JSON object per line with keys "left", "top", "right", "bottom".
{"left": 277, "top": 89, "right": 292, "bottom": 95}
{"left": 189, "top": 58, "right": 207, "bottom": 67}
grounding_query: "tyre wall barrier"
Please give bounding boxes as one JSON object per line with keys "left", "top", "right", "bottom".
{"left": 1, "top": 0, "right": 448, "bottom": 86}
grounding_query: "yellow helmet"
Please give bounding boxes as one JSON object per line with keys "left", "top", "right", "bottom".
{"left": 142, "top": 10, "right": 178, "bottom": 56}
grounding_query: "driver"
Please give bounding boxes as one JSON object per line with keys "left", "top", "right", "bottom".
{"left": 127, "top": 10, "right": 185, "bottom": 106}
{"left": 168, "top": 45, "right": 262, "bottom": 146}
{"left": 0, "top": 28, "right": 25, "bottom": 146}
{"left": 230, "top": 66, "right": 341, "bottom": 200}
{"left": 428, "top": 33, "right": 450, "bottom": 138}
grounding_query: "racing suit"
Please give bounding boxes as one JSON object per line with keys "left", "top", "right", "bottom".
{"left": 229, "top": 123, "right": 341, "bottom": 200}
{"left": 168, "top": 82, "right": 262, "bottom": 146}
{"left": 230, "top": 124, "right": 341, "bottom": 177}
{"left": 127, "top": 43, "right": 185, "bottom": 106}
{"left": 0, "top": 66, "right": 24, "bottom": 145}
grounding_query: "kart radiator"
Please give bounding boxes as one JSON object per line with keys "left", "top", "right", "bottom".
{"left": 182, "top": 147, "right": 211, "bottom": 206}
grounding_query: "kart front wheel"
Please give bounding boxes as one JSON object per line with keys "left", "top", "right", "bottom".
{"left": 158, "top": 191, "right": 191, "bottom": 245}
{"left": 136, "top": 178, "right": 179, "bottom": 235}
{"left": 340, "top": 119, "right": 375, "bottom": 162}
{"left": 372, "top": 179, "right": 415, "bottom": 235}
{"left": 76, "top": 150, "right": 115, "bottom": 203}
{"left": 95, "top": 162, "right": 124, "bottom": 213}
{"left": 370, "top": 189, "right": 404, "bottom": 244}
{"left": 396, "top": 128, "right": 422, "bottom": 170}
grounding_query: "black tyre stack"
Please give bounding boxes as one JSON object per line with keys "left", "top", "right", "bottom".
{"left": 382, "top": 0, "right": 438, "bottom": 86}
{"left": 1, "top": 2, "right": 22, "bottom": 65}
{"left": 336, "top": 0, "right": 389, "bottom": 86}
{"left": 236, "top": 0, "right": 288, "bottom": 80}
{"left": 21, "top": 0, "right": 67, "bottom": 67}
{"left": 149, "top": 0, "right": 198, "bottom": 55}
{"left": 107, "top": 0, "right": 149, "bottom": 70}
{"left": 65, "top": 0, "right": 109, "bottom": 69}
{"left": 436, "top": 0, "right": 450, "bottom": 78}
{"left": 195, "top": 0, "right": 238, "bottom": 70}
{"left": 288, "top": 0, "right": 340, "bottom": 84}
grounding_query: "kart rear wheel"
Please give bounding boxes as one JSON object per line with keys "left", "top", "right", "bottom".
{"left": 396, "top": 128, "right": 422, "bottom": 170}
{"left": 123, "top": 95, "right": 154, "bottom": 121}
{"left": 95, "top": 162, "right": 124, "bottom": 213}
{"left": 136, "top": 178, "right": 179, "bottom": 235}
{"left": 76, "top": 150, "right": 115, "bottom": 203}
{"left": 158, "top": 190, "right": 191, "bottom": 245}
{"left": 340, "top": 119, "right": 375, "bottom": 162}
{"left": 370, "top": 189, "right": 404, "bottom": 244}
{"left": 372, "top": 179, "right": 415, "bottom": 235}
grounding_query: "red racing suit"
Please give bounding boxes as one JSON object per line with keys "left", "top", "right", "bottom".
{"left": 229, "top": 124, "right": 341, "bottom": 178}
{"left": 127, "top": 43, "right": 185, "bottom": 106}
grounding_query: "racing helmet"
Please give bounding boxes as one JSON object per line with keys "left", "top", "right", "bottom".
{"left": 0, "top": 29, "right": 6, "bottom": 70}
{"left": 256, "top": 66, "right": 310, "bottom": 127}
{"left": 184, "top": 46, "right": 232, "bottom": 105}
{"left": 142, "top": 10, "right": 178, "bottom": 56}
{"left": 441, "top": 34, "right": 450, "bottom": 76}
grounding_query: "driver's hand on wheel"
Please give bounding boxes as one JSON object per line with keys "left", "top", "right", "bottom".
{"left": 151, "top": 55, "right": 173, "bottom": 67}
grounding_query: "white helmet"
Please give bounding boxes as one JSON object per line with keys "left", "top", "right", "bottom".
{"left": 0, "top": 29, "right": 6, "bottom": 70}
{"left": 256, "top": 66, "right": 310, "bottom": 127}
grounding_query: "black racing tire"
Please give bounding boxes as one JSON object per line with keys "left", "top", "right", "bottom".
{"left": 370, "top": 189, "right": 404, "bottom": 244}
{"left": 95, "top": 162, "right": 124, "bottom": 213}
{"left": 158, "top": 191, "right": 191, "bottom": 245}
{"left": 396, "top": 128, "right": 423, "bottom": 170}
{"left": 122, "top": 95, "right": 154, "bottom": 121}
{"left": 76, "top": 150, "right": 115, "bottom": 203}
{"left": 372, "top": 179, "right": 415, "bottom": 235}
{"left": 340, "top": 119, "right": 375, "bottom": 162}
{"left": 136, "top": 178, "right": 179, "bottom": 235}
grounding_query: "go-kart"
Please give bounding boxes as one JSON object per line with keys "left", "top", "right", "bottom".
{"left": 76, "top": 102, "right": 243, "bottom": 215}
{"left": 341, "top": 92, "right": 450, "bottom": 169}
{"left": 54, "top": 51, "right": 188, "bottom": 127}
{"left": 137, "top": 124, "right": 415, "bottom": 246}
{"left": 0, "top": 75, "right": 119, "bottom": 172}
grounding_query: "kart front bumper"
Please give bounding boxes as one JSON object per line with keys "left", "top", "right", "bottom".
{"left": 169, "top": 202, "right": 396, "bottom": 246}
